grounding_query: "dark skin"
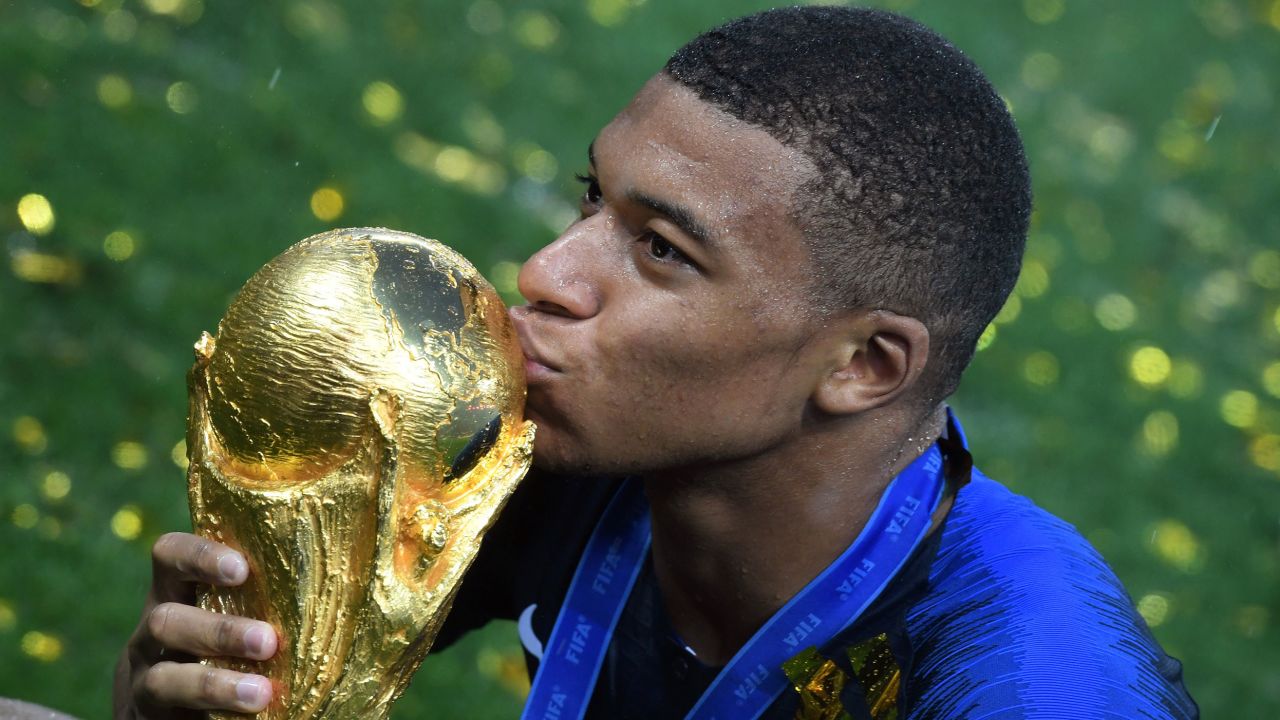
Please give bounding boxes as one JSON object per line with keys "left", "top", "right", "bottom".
{"left": 115, "top": 73, "right": 946, "bottom": 716}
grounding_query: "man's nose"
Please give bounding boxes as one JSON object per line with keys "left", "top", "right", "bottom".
{"left": 516, "top": 228, "right": 602, "bottom": 320}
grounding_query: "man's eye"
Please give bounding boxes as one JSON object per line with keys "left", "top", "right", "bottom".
{"left": 574, "top": 173, "right": 602, "bottom": 205}
{"left": 644, "top": 232, "right": 687, "bottom": 264}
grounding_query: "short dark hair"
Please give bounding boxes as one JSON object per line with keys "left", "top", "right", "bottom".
{"left": 665, "top": 6, "right": 1031, "bottom": 401}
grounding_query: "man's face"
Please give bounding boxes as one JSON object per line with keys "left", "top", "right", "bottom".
{"left": 509, "top": 74, "right": 829, "bottom": 476}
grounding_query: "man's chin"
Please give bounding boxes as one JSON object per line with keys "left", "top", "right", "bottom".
{"left": 528, "top": 439, "right": 633, "bottom": 479}
{"left": 530, "top": 445, "right": 597, "bottom": 476}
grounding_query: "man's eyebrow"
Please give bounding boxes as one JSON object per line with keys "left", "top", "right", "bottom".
{"left": 588, "top": 140, "right": 714, "bottom": 247}
{"left": 626, "top": 190, "right": 715, "bottom": 248}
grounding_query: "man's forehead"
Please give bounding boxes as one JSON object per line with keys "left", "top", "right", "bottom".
{"left": 594, "top": 75, "right": 815, "bottom": 199}
{"left": 593, "top": 75, "right": 803, "bottom": 179}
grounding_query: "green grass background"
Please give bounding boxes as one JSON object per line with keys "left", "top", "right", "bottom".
{"left": 1, "top": 0, "right": 1278, "bottom": 717}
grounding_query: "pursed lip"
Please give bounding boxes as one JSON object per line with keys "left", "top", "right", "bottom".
{"left": 508, "top": 306, "right": 563, "bottom": 382}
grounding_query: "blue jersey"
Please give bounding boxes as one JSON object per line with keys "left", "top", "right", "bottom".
{"left": 901, "top": 472, "right": 1196, "bottom": 718}
{"left": 437, "top": 436, "right": 1197, "bottom": 718}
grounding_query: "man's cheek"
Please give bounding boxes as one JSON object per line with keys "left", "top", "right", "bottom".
{"left": 596, "top": 326, "right": 721, "bottom": 384}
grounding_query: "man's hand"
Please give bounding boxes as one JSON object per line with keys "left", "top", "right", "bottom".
{"left": 114, "top": 532, "right": 278, "bottom": 719}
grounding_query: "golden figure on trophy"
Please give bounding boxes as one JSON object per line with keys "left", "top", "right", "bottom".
{"left": 184, "top": 228, "right": 535, "bottom": 718}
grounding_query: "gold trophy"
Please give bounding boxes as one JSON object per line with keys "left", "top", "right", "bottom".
{"left": 184, "top": 228, "right": 535, "bottom": 718}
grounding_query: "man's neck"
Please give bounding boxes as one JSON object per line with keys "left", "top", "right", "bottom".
{"left": 643, "top": 405, "right": 947, "bottom": 666}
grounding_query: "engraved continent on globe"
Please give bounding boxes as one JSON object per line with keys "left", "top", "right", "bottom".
{"left": 186, "top": 227, "right": 535, "bottom": 719}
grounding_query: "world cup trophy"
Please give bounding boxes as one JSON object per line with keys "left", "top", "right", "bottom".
{"left": 184, "top": 228, "right": 535, "bottom": 718}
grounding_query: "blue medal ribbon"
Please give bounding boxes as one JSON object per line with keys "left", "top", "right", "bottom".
{"left": 522, "top": 479, "right": 652, "bottom": 720}
{"left": 523, "top": 417, "right": 957, "bottom": 720}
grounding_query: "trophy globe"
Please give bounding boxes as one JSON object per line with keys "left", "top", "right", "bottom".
{"left": 185, "top": 227, "right": 535, "bottom": 719}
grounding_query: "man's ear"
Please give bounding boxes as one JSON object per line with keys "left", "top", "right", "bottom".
{"left": 812, "top": 310, "right": 931, "bottom": 415}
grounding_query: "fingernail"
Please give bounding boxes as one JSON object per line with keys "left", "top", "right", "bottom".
{"left": 244, "top": 624, "right": 271, "bottom": 657}
{"left": 236, "top": 677, "right": 270, "bottom": 709}
{"left": 218, "top": 553, "right": 248, "bottom": 583}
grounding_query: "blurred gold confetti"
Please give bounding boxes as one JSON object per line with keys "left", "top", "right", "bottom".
{"left": 1129, "top": 346, "right": 1172, "bottom": 388}
{"left": 394, "top": 133, "right": 506, "bottom": 195}
{"left": 12, "top": 416, "right": 48, "bottom": 454}
{"left": 1014, "top": 259, "right": 1050, "bottom": 298}
{"left": 171, "top": 439, "right": 188, "bottom": 469}
{"left": 1219, "top": 390, "right": 1258, "bottom": 429}
{"left": 1025, "top": 232, "right": 1062, "bottom": 266}
{"left": 1236, "top": 605, "right": 1269, "bottom": 639}
{"left": 1140, "top": 411, "right": 1179, "bottom": 457}
{"left": 362, "top": 80, "right": 404, "bottom": 125}
{"left": 1088, "top": 121, "right": 1134, "bottom": 165}
{"left": 0, "top": 599, "right": 15, "bottom": 632}
{"left": 466, "top": 0, "right": 504, "bottom": 34}
{"left": 285, "top": 0, "right": 348, "bottom": 41}
{"left": 994, "top": 293, "right": 1022, "bottom": 325}
{"left": 38, "top": 517, "right": 62, "bottom": 540}
{"left": 474, "top": 50, "right": 514, "bottom": 89}
{"left": 103, "top": 9, "right": 138, "bottom": 43}
{"left": 1157, "top": 119, "right": 1202, "bottom": 166}
{"left": 1023, "top": 0, "right": 1064, "bottom": 24}
{"left": 17, "top": 193, "right": 55, "bottom": 235}
{"left": 1197, "top": 60, "right": 1235, "bottom": 100}
{"left": 587, "top": 0, "right": 640, "bottom": 27}
{"left": 1194, "top": 269, "right": 1242, "bottom": 320}
{"left": 466, "top": 163, "right": 506, "bottom": 195}
{"left": 111, "top": 440, "right": 148, "bottom": 470}
{"left": 1149, "top": 519, "right": 1202, "bottom": 572}
{"left": 436, "top": 146, "right": 479, "bottom": 183}
{"left": 310, "top": 186, "right": 345, "bottom": 221}
{"left": 1248, "top": 249, "right": 1280, "bottom": 289}
{"left": 1270, "top": 0, "right": 1280, "bottom": 30}
{"left": 141, "top": 0, "right": 203, "bottom": 22}
{"left": 461, "top": 105, "right": 506, "bottom": 152}
{"left": 1095, "top": 293, "right": 1136, "bottom": 331}
{"left": 1136, "top": 592, "right": 1172, "bottom": 627}
{"left": 1067, "top": 216, "right": 1112, "bottom": 263}
{"left": 111, "top": 505, "right": 143, "bottom": 540}
{"left": 1263, "top": 362, "right": 1280, "bottom": 399}
{"left": 395, "top": 132, "right": 439, "bottom": 173}
{"left": 96, "top": 74, "right": 133, "bottom": 109}
{"left": 975, "top": 323, "right": 997, "bottom": 352}
{"left": 142, "top": 0, "right": 182, "bottom": 15}
{"left": 1020, "top": 51, "right": 1061, "bottom": 90}
{"left": 12, "top": 504, "right": 38, "bottom": 530}
{"left": 476, "top": 647, "right": 531, "bottom": 699}
{"left": 11, "top": 251, "right": 81, "bottom": 285}
{"left": 1168, "top": 359, "right": 1204, "bottom": 399}
{"left": 513, "top": 11, "right": 559, "bottom": 49}
{"left": 41, "top": 471, "right": 71, "bottom": 502}
{"left": 1158, "top": 189, "right": 1225, "bottom": 252}
{"left": 513, "top": 142, "right": 558, "bottom": 183}
{"left": 1257, "top": 408, "right": 1280, "bottom": 435}
{"left": 21, "top": 631, "right": 63, "bottom": 663}
{"left": 165, "top": 81, "right": 198, "bottom": 114}
{"left": 491, "top": 261, "right": 521, "bottom": 296}
{"left": 1195, "top": 1, "right": 1244, "bottom": 37}
{"left": 1248, "top": 434, "right": 1280, "bottom": 472}
{"left": 103, "top": 230, "right": 135, "bottom": 261}
{"left": 1052, "top": 297, "right": 1090, "bottom": 332}
{"left": 1022, "top": 351, "right": 1059, "bottom": 386}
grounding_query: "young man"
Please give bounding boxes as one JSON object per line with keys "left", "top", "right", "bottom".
{"left": 115, "top": 7, "right": 1197, "bottom": 719}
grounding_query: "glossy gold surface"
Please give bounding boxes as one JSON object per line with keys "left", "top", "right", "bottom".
{"left": 782, "top": 632, "right": 901, "bottom": 720}
{"left": 186, "top": 227, "right": 534, "bottom": 719}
